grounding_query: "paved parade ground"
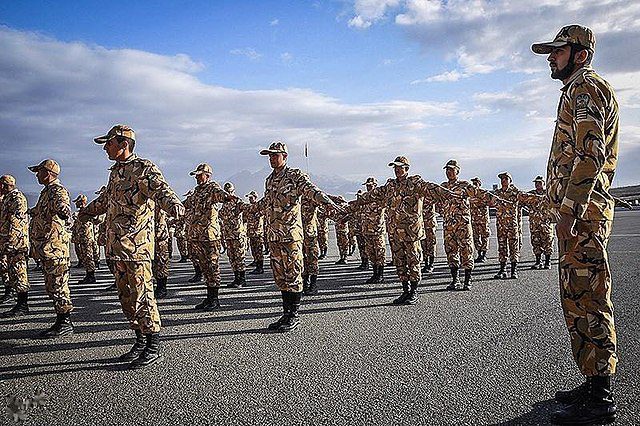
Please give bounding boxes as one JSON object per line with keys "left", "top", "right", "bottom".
{"left": 1, "top": 210, "right": 638, "bottom": 425}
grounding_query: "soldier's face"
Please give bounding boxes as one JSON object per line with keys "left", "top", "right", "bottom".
{"left": 548, "top": 45, "right": 571, "bottom": 79}
{"left": 445, "top": 167, "right": 457, "bottom": 181}
{"left": 500, "top": 176, "right": 511, "bottom": 189}
{"left": 36, "top": 168, "right": 51, "bottom": 185}
{"left": 195, "top": 173, "right": 210, "bottom": 185}
{"left": 366, "top": 183, "right": 375, "bottom": 192}
{"left": 269, "top": 153, "right": 287, "bottom": 169}
{"left": 103, "top": 138, "right": 127, "bottom": 161}
{"left": 535, "top": 181, "right": 544, "bottom": 191}
{"left": 394, "top": 165, "right": 408, "bottom": 179}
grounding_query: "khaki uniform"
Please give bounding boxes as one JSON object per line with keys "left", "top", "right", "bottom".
{"left": 30, "top": 180, "right": 73, "bottom": 314}
{"left": 317, "top": 207, "right": 329, "bottom": 254}
{"left": 173, "top": 215, "right": 189, "bottom": 259}
{"left": 348, "top": 205, "right": 365, "bottom": 260}
{"left": 301, "top": 195, "right": 320, "bottom": 276}
{"left": 519, "top": 190, "right": 554, "bottom": 256}
{"left": 80, "top": 154, "right": 181, "bottom": 334}
{"left": 421, "top": 201, "right": 438, "bottom": 259}
{"left": 493, "top": 185, "right": 523, "bottom": 263}
{"left": 183, "top": 193, "right": 199, "bottom": 270}
{"left": 219, "top": 197, "right": 247, "bottom": 272}
{"left": 153, "top": 206, "right": 170, "bottom": 280}
{"left": 356, "top": 176, "right": 450, "bottom": 282}
{"left": 0, "top": 188, "right": 30, "bottom": 293}
{"left": 71, "top": 209, "right": 96, "bottom": 273}
{"left": 355, "top": 198, "right": 386, "bottom": 267}
{"left": 244, "top": 201, "right": 264, "bottom": 263}
{"left": 469, "top": 194, "right": 491, "bottom": 254}
{"left": 257, "top": 167, "right": 334, "bottom": 293}
{"left": 547, "top": 67, "right": 619, "bottom": 376}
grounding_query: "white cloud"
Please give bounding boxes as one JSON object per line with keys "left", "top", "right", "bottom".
{"left": 348, "top": 0, "right": 401, "bottom": 28}
{"left": 229, "top": 47, "right": 262, "bottom": 61}
{"left": 270, "top": 18, "right": 279, "bottom": 26}
{"left": 280, "top": 52, "right": 294, "bottom": 64}
{"left": 411, "top": 69, "right": 468, "bottom": 84}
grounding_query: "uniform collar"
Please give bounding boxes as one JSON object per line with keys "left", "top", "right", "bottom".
{"left": 561, "top": 66, "right": 591, "bottom": 92}
{"left": 271, "top": 166, "right": 288, "bottom": 178}
{"left": 44, "top": 178, "right": 61, "bottom": 188}
{"left": 110, "top": 153, "right": 138, "bottom": 169}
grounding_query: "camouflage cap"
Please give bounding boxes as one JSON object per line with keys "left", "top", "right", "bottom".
{"left": 443, "top": 159, "right": 460, "bottom": 170}
{"left": 362, "top": 176, "right": 378, "bottom": 185}
{"left": 471, "top": 176, "right": 482, "bottom": 184}
{"left": 73, "top": 194, "right": 87, "bottom": 203}
{"left": 532, "top": 24, "right": 595, "bottom": 55}
{"left": 189, "top": 163, "right": 213, "bottom": 176}
{"left": 498, "top": 171, "right": 513, "bottom": 180}
{"left": 224, "top": 182, "right": 235, "bottom": 192}
{"left": 28, "top": 159, "right": 60, "bottom": 175}
{"left": 94, "top": 124, "right": 136, "bottom": 144}
{"left": 260, "top": 141, "right": 288, "bottom": 155}
{"left": 0, "top": 175, "right": 16, "bottom": 186}
{"left": 245, "top": 190, "right": 258, "bottom": 198}
{"left": 388, "top": 156, "right": 410, "bottom": 167}
{"left": 95, "top": 185, "right": 107, "bottom": 195}
{"left": 533, "top": 175, "right": 545, "bottom": 183}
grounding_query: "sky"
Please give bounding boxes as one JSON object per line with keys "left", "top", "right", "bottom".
{"left": 0, "top": 0, "right": 639, "bottom": 198}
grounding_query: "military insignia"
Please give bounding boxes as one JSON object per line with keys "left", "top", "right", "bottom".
{"left": 575, "top": 93, "right": 590, "bottom": 121}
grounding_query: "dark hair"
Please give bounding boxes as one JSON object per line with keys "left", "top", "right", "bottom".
{"left": 569, "top": 43, "right": 593, "bottom": 65}
{"left": 116, "top": 136, "right": 136, "bottom": 151}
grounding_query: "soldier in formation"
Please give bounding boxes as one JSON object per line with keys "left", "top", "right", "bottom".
{"left": 71, "top": 194, "right": 98, "bottom": 284}
{"left": 244, "top": 191, "right": 265, "bottom": 275}
{"left": 354, "top": 177, "right": 386, "bottom": 284}
{"left": 421, "top": 196, "right": 438, "bottom": 274}
{"left": 153, "top": 204, "right": 171, "bottom": 298}
{"left": 328, "top": 196, "right": 350, "bottom": 265}
{"left": 301, "top": 194, "right": 321, "bottom": 295}
{"left": 519, "top": 176, "right": 554, "bottom": 270}
{"left": 492, "top": 172, "right": 523, "bottom": 280}
{"left": 317, "top": 206, "right": 329, "bottom": 260}
{"left": 469, "top": 177, "right": 491, "bottom": 264}
{"left": 219, "top": 182, "right": 247, "bottom": 288}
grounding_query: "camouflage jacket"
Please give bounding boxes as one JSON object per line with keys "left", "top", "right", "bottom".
{"left": 355, "top": 175, "right": 450, "bottom": 242}
{"left": 257, "top": 166, "right": 334, "bottom": 243}
{"left": 519, "top": 189, "right": 553, "bottom": 231}
{"left": 301, "top": 195, "right": 321, "bottom": 239}
{"left": 95, "top": 215, "right": 107, "bottom": 246}
{"left": 353, "top": 195, "right": 385, "bottom": 236}
{"left": 243, "top": 201, "right": 264, "bottom": 238}
{"left": 317, "top": 207, "right": 329, "bottom": 233}
{"left": 79, "top": 154, "right": 181, "bottom": 261}
{"left": 440, "top": 179, "right": 500, "bottom": 229}
{"left": 469, "top": 193, "right": 491, "bottom": 230}
{"left": 422, "top": 201, "right": 437, "bottom": 230}
{"left": 30, "top": 180, "right": 72, "bottom": 260}
{"left": 546, "top": 67, "right": 619, "bottom": 221}
{"left": 171, "top": 216, "right": 186, "bottom": 239}
{"left": 493, "top": 185, "right": 523, "bottom": 232}
{"left": 155, "top": 205, "right": 170, "bottom": 242}
{"left": 71, "top": 209, "right": 95, "bottom": 245}
{"left": 0, "top": 188, "right": 29, "bottom": 254}
{"left": 187, "top": 181, "right": 232, "bottom": 242}
{"left": 219, "top": 198, "right": 247, "bottom": 240}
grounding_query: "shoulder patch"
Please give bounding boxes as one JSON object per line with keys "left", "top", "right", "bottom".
{"left": 575, "top": 93, "right": 590, "bottom": 121}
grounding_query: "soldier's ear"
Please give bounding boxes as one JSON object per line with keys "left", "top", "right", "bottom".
{"left": 574, "top": 49, "right": 589, "bottom": 65}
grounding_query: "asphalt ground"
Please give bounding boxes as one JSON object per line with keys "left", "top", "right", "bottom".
{"left": 1, "top": 210, "right": 638, "bottom": 425}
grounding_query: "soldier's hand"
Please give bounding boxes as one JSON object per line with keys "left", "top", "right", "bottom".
{"left": 556, "top": 212, "right": 577, "bottom": 240}
{"left": 172, "top": 204, "right": 185, "bottom": 218}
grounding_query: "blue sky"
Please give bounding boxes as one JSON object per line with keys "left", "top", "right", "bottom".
{"left": 1, "top": 0, "right": 638, "bottom": 197}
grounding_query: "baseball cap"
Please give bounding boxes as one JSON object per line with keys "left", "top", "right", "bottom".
{"left": 443, "top": 159, "right": 460, "bottom": 170}
{"left": 28, "top": 159, "right": 60, "bottom": 175}
{"left": 260, "top": 141, "right": 288, "bottom": 155}
{"left": 94, "top": 124, "right": 136, "bottom": 144}
{"left": 532, "top": 24, "right": 595, "bottom": 54}
{"left": 388, "top": 156, "right": 410, "bottom": 167}
{"left": 189, "top": 163, "right": 213, "bottom": 176}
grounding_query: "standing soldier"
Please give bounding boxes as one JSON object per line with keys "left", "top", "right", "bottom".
{"left": 187, "top": 165, "right": 235, "bottom": 309}
{"left": 0, "top": 175, "right": 30, "bottom": 317}
{"left": 351, "top": 156, "right": 455, "bottom": 304}
{"left": 220, "top": 182, "right": 247, "bottom": 288}
{"left": 183, "top": 190, "right": 202, "bottom": 283}
{"left": 328, "top": 196, "right": 350, "bottom": 265}
{"left": 317, "top": 206, "right": 329, "bottom": 260}
{"left": 173, "top": 213, "right": 189, "bottom": 263}
{"left": 301, "top": 195, "right": 322, "bottom": 294}
{"left": 152, "top": 205, "right": 171, "bottom": 298}
{"left": 469, "top": 177, "right": 491, "bottom": 263}
{"left": 80, "top": 125, "right": 184, "bottom": 368}
{"left": 519, "top": 176, "right": 554, "bottom": 270}
{"left": 0, "top": 191, "right": 11, "bottom": 304}
{"left": 493, "top": 172, "right": 523, "bottom": 280}
{"left": 28, "top": 159, "right": 74, "bottom": 337}
{"left": 71, "top": 194, "right": 97, "bottom": 284}
{"left": 349, "top": 190, "right": 367, "bottom": 270}
{"left": 257, "top": 141, "right": 342, "bottom": 332}
{"left": 244, "top": 191, "right": 265, "bottom": 275}
{"left": 356, "top": 177, "right": 386, "bottom": 284}
{"left": 533, "top": 25, "right": 619, "bottom": 423}
{"left": 421, "top": 199, "right": 438, "bottom": 274}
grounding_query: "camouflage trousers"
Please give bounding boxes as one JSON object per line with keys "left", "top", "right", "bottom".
{"left": 248, "top": 236, "right": 264, "bottom": 262}
{"left": 192, "top": 240, "right": 221, "bottom": 288}
{"left": 93, "top": 240, "right": 100, "bottom": 264}
{"left": 472, "top": 221, "right": 490, "bottom": 253}
{"left": 269, "top": 240, "right": 304, "bottom": 293}
{"left": 558, "top": 219, "right": 617, "bottom": 376}
{"left": 153, "top": 239, "right": 170, "bottom": 280}
{"left": 443, "top": 223, "right": 474, "bottom": 269}
{"left": 530, "top": 223, "right": 554, "bottom": 256}
{"left": 42, "top": 258, "right": 73, "bottom": 314}
{"left": 4, "top": 252, "right": 29, "bottom": 293}
{"left": 75, "top": 242, "right": 96, "bottom": 273}
{"left": 318, "top": 226, "right": 329, "bottom": 252}
{"left": 364, "top": 234, "right": 386, "bottom": 267}
{"left": 176, "top": 236, "right": 188, "bottom": 258}
{"left": 497, "top": 224, "right": 520, "bottom": 263}
{"left": 356, "top": 235, "right": 366, "bottom": 260}
{"left": 0, "top": 254, "right": 9, "bottom": 285}
{"left": 389, "top": 238, "right": 422, "bottom": 282}
{"left": 336, "top": 228, "right": 350, "bottom": 258}
{"left": 114, "top": 260, "right": 161, "bottom": 334}
{"left": 225, "top": 238, "right": 246, "bottom": 272}
{"left": 421, "top": 225, "right": 437, "bottom": 258}
{"left": 303, "top": 235, "right": 319, "bottom": 276}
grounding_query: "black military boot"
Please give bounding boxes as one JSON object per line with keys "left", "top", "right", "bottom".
{"left": 278, "top": 292, "right": 301, "bottom": 332}
{"left": 555, "top": 377, "right": 591, "bottom": 405}
{"left": 130, "top": 333, "right": 162, "bottom": 369}
{"left": 446, "top": 267, "right": 460, "bottom": 290}
{"left": 475, "top": 251, "right": 487, "bottom": 263}
{"left": 392, "top": 282, "right": 410, "bottom": 305}
{"left": 543, "top": 254, "right": 551, "bottom": 269}
{"left": 235, "top": 271, "right": 246, "bottom": 288}
{"left": 510, "top": 262, "right": 519, "bottom": 279}
{"left": 249, "top": 260, "right": 264, "bottom": 275}
{"left": 73, "top": 261, "right": 83, "bottom": 269}
{"left": 335, "top": 256, "right": 347, "bottom": 265}
{"left": 226, "top": 271, "right": 239, "bottom": 288}
{"left": 365, "top": 267, "right": 380, "bottom": 284}
{"left": 194, "top": 287, "right": 220, "bottom": 310}
{"left": 188, "top": 265, "right": 202, "bottom": 283}
{"left": 421, "top": 261, "right": 429, "bottom": 274}
{"left": 377, "top": 265, "right": 385, "bottom": 283}
{"left": 0, "top": 286, "right": 14, "bottom": 304}
{"left": 302, "top": 275, "right": 310, "bottom": 294}
{"left": 95, "top": 260, "right": 101, "bottom": 269}
{"left": 356, "top": 258, "right": 369, "bottom": 271}
{"left": 462, "top": 269, "right": 472, "bottom": 291}
{"left": 78, "top": 271, "right": 96, "bottom": 284}
{"left": 248, "top": 259, "right": 257, "bottom": 267}
{"left": 551, "top": 376, "right": 616, "bottom": 425}
{"left": 154, "top": 277, "right": 168, "bottom": 299}
{"left": 179, "top": 255, "right": 188, "bottom": 263}
{"left": 118, "top": 329, "right": 146, "bottom": 362}
{"left": 318, "top": 248, "right": 326, "bottom": 260}
{"left": 268, "top": 292, "right": 291, "bottom": 331}
{"left": 1, "top": 292, "right": 29, "bottom": 317}
{"left": 404, "top": 281, "right": 419, "bottom": 305}
{"left": 103, "top": 281, "right": 117, "bottom": 292}
{"left": 425, "top": 256, "right": 435, "bottom": 273}
{"left": 494, "top": 262, "right": 507, "bottom": 279}
{"left": 531, "top": 254, "right": 542, "bottom": 269}
{"left": 306, "top": 275, "right": 319, "bottom": 295}
{"left": 39, "top": 312, "right": 74, "bottom": 338}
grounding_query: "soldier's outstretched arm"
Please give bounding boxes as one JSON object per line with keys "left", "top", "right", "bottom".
{"left": 421, "top": 179, "right": 461, "bottom": 203}
{"left": 51, "top": 185, "right": 72, "bottom": 221}
{"left": 80, "top": 192, "right": 108, "bottom": 220}
{"left": 296, "top": 171, "right": 349, "bottom": 215}
{"left": 140, "top": 163, "right": 183, "bottom": 216}
{"left": 613, "top": 196, "right": 633, "bottom": 210}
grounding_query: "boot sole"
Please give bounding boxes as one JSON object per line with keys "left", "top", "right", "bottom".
{"left": 551, "top": 413, "right": 616, "bottom": 425}
{"left": 129, "top": 354, "right": 162, "bottom": 370}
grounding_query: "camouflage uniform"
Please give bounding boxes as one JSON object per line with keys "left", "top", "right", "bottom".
{"left": 153, "top": 205, "right": 170, "bottom": 280}
{"left": 219, "top": 187, "right": 247, "bottom": 275}
{"left": 173, "top": 216, "right": 188, "bottom": 260}
{"left": 71, "top": 205, "right": 96, "bottom": 273}
{"left": 317, "top": 207, "right": 329, "bottom": 258}
{"left": 421, "top": 201, "right": 437, "bottom": 272}
{"left": 327, "top": 200, "right": 350, "bottom": 262}
{"left": 348, "top": 202, "right": 366, "bottom": 265}
{"left": 0, "top": 186, "right": 30, "bottom": 294}
{"left": 244, "top": 200, "right": 264, "bottom": 264}
{"left": 493, "top": 182, "right": 523, "bottom": 264}
{"left": 301, "top": 195, "right": 320, "bottom": 278}
{"left": 469, "top": 178, "right": 491, "bottom": 260}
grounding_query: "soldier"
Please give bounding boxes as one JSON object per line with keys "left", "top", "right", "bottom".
{"left": 349, "top": 190, "right": 367, "bottom": 270}
{"left": 219, "top": 182, "right": 247, "bottom": 288}
{"left": 328, "top": 196, "right": 350, "bottom": 265}
{"left": 80, "top": 125, "right": 184, "bottom": 368}
{"left": 440, "top": 160, "right": 506, "bottom": 291}
{"left": 28, "top": 159, "right": 74, "bottom": 337}
{"left": 187, "top": 164, "right": 236, "bottom": 309}
{"left": 173, "top": 213, "right": 189, "bottom": 263}
{"left": 533, "top": 25, "right": 619, "bottom": 423}
{"left": 493, "top": 172, "right": 523, "bottom": 280}
{"left": 519, "top": 176, "right": 554, "bottom": 270}
{"left": 351, "top": 156, "right": 455, "bottom": 304}
{"left": 152, "top": 204, "right": 171, "bottom": 298}
{"left": 244, "top": 191, "right": 265, "bottom": 275}
{"left": 0, "top": 175, "right": 30, "bottom": 317}
{"left": 301, "top": 194, "right": 323, "bottom": 294}
{"left": 71, "top": 194, "right": 97, "bottom": 284}
{"left": 355, "top": 177, "right": 386, "bottom": 284}
{"left": 421, "top": 198, "right": 438, "bottom": 274}
{"left": 183, "top": 190, "right": 202, "bottom": 282}
{"left": 317, "top": 206, "right": 329, "bottom": 260}
{"left": 469, "top": 177, "right": 491, "bottom": 263}
{"left": 0, "top": 191, "right": 11, "bottom": 304}
{"left": 257, "top": 141, "right": 342, "bottom": 332}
